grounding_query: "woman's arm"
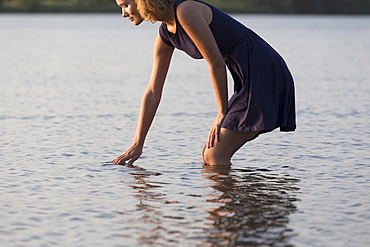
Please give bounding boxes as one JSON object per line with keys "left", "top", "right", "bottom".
{"left": 112, "top": 35, "right": 174, "bottom": 164}
{"left": 177, "top": 2, "right": 228, "bottom": 148}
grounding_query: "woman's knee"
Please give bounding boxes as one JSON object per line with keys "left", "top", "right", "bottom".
{"left": 202, "top": 146, "right": 231, "bottom": 166}
{"left": 201, "top": 129, "right": 259, "bottom": 166}
{"left": 201, "top": 145, "right": 208, "bottom": 164}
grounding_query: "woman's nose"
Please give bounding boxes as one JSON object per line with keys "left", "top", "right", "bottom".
{"left": 122, "top": 9, "right": 129, "bottom": 18}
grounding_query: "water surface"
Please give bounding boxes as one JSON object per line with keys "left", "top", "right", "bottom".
{"left": 1, "top": 14, "right": 369, "bottom": 246}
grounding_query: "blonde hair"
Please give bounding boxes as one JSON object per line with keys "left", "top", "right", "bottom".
{"left": 136, "top": 0, "right": 177, "bottom": 23}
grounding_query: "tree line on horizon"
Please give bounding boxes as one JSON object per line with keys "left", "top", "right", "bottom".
{"left": 1, "top": 0, "right": 370, "bottom": 14}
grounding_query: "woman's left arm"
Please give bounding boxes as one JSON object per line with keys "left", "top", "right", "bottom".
{"left": 177, "top": 2, "right": 228, "bottom": 148}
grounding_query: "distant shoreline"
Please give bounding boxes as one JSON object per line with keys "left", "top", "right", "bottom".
{"left": 1, "top": 2, "right": 369, "bottom": 15}
{"left": 1, "top": 9, "right": 369, "bottom": 15}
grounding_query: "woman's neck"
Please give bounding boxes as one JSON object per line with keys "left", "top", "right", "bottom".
{"left": 157, "top": 2, "right": 176, "bottom": 27}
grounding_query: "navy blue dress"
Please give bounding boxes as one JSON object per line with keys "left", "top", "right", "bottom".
{"left": 159, "top": 0, "right": 296, "bottom": 133}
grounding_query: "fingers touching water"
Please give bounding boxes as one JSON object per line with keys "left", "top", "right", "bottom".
{"left": 112, "top": 143, "right": 143, "bottom": 165}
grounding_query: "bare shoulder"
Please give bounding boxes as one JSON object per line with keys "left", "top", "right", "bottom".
{"left": 177, "top": 0, "right": 212, "bottom": 24}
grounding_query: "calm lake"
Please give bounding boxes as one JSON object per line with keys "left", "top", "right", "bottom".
{"left": 1, "top": 13, "right": 369, "bottom": 246}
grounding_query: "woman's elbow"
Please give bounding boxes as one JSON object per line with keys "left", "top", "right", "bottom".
{"left": 144, "top": 88, "right": 162, "bottom": 103}
{"left": 209, "top": 61, "right": 226, "bottom": 75}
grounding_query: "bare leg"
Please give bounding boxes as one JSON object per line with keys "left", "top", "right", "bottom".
{"left": 202, "top": 128, "right": 259, "bottom": 166}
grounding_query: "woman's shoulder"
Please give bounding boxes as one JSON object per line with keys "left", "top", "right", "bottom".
{"left": 176, "top": 0, "right": 210, "bottom": 11}
{"left": 176, "top": 0, "right": 213, "bottom": 22}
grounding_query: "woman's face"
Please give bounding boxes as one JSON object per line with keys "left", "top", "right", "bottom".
{"left": 116, "top": 0, "right": 144, "bottom": 26}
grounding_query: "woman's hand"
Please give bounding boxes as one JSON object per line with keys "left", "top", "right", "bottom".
{"left": 112, "top": 143, "right": 143, "bottom": 165}
{"left": 207, "top": 113, "right": 225, "bottom": 148}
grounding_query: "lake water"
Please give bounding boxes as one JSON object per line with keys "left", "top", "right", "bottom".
{"left": 0, "top": 13, "right": 369, "bottom": 246}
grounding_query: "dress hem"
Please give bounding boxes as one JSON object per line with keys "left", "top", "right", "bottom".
{"left": 220, "top": 124, "right": 296, "bottom": 134}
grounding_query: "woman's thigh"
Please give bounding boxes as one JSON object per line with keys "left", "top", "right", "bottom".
{"left": 202, "top": 128, "right": 259, "bottom": 165}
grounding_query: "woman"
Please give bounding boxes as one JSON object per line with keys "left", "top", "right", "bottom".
{"left": 112, "top": 0, "right": 296, "bottom": 166}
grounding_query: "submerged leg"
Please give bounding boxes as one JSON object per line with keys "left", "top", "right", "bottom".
{"left": 202, "top": 128, "right": 259, "bottom": 166}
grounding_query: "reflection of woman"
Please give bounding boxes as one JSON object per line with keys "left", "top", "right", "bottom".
{"left": 112, "top": 0, "right": 296, "bottom": 166}
{"left": 202, "top": 165, "right": 299, "bottom": 246}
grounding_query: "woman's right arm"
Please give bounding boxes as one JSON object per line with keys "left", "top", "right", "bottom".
{"left": 112, "top": 34, "right": 174, "bottom": 165}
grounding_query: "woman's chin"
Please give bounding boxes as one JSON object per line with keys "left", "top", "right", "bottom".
{"left": 133, "top": 19, "right": 144, "bottom": 26}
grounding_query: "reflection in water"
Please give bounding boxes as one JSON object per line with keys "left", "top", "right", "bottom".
{"left": 117, "top": 164, "right": 171, "bottom": 246}
{"left": 117, "top": 164, "right": 300, "bottom": 246}
{"left": 201, "top": 165, "right": 300, "bottom": 246}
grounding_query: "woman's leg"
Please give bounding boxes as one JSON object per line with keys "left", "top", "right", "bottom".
{"left": 202, "top": 128, "right": 259, "bottom": 166}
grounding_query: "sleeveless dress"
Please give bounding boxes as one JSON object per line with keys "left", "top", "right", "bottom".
{"left": 159, "top": 0, "right": 296, "bottom": 134}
